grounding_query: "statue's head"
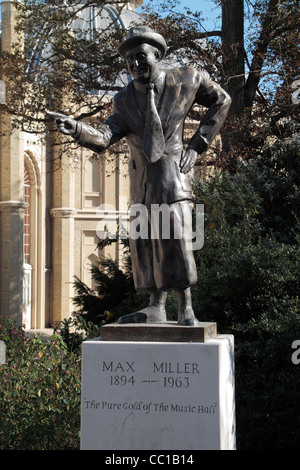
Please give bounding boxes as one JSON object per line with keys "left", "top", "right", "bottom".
{"left": 118, "top": 26, "right": 167, "bottom": 84}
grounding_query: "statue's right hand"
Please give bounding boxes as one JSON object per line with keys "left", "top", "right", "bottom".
{"left": 46, "top": 110, "right": 77, "bottom": 136}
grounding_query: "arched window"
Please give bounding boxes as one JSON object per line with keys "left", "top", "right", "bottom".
{"left": 24, "top": 163, "right": 31, "bottom": 265}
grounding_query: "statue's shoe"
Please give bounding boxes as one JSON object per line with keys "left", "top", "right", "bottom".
{"left": 118, "top": 305, "right": 167, "bottom": 324}
{"left": 178, "top": 307, "right": 200, "bottom": 326}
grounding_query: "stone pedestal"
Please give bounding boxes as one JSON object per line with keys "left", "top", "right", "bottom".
{"left": 80, "top": 328, "right": 236, "bottom": 450}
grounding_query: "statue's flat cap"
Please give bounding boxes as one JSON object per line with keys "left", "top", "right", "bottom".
{"left": 118, "top": 26, "right": 167, "bottom": 58}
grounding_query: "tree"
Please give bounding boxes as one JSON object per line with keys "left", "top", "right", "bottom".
{"left": 221, "top": 0, "right": 299, "bottom": 166}
{"left": 2, "top": 0, "right": 298, "bottom": 152}
{"left": 0, "top": 0, "right": 138, "bottom": 135}
{"left": 221, "top": 0, "right": 244, "bottom": 118}
{"left": 141, "top": 0, "right": 299, "bottom": 168}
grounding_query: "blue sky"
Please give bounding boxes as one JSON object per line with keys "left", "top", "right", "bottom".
{"left": 138, "top": 0, "right": 253, "bottom": 46}
{"left": 138, "top": 0, "right": 222, "bottom": 31}
{"left": 0, "top": 1, "right": 222, "bottom": 31}
{"left": 176, "top": 0, "right": 221, "bottom": 26}
{"left": 182, "top": 0, "right": 222, "bottom": 34}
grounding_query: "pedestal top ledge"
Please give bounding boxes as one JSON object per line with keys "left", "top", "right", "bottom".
{"left": 100, "top": 321, "right": 217, "bottom": 343}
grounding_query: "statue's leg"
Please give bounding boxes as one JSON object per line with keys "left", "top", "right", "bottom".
{"left": 176, "top": 287, "right": 199, "bottom": 326}
{"left": 118, "top": 291, "right": 167, "bottom": 324}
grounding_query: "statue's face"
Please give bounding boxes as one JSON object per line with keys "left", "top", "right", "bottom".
{"left": 126, "top": 43, "right": 161, "bottom": 83}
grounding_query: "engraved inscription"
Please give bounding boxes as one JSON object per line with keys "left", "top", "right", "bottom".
{"left": 100, "top": 360, "right": 201, "bottom": 389}
{"left": 102, "top": 361, "right": 135, "bottom": 372}
{"left": 84, "top": 399, "right": 218, "bottom": 416}
{"left": 153, "top": 362, "right": 200, "bottom": 374}
{"left": 86, "top": 357, "right": 219, "bottom": 417}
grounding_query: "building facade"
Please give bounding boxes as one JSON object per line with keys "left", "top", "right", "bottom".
{"left": 0, "top": 0, "right": 142, "bottom": 328}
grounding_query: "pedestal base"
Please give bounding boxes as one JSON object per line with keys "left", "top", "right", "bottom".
{"left": 80, "top": 335, "right": 236, "bottom": 450}
{"left": 100, "top": 321, "right": 217, "bottom": 343}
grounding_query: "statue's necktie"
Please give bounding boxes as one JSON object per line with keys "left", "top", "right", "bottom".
{"left": 142, "top": 83, "right": 165, "bottom": 163}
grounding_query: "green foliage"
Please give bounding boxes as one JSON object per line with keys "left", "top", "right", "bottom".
{"left": 233, "top": 303, "right": 300, "bottom": 450}
{"left": 73, "top": 254, "right": 131, "bottom": 323}
{"left": 72, "top": 256, "right": 145, "bottom": 325}
{"left": 243, "top": 120, "right": 300, "bottom": 243}
{"left": 192, "top": 157, "right": 300, "bottom": 450}
{"left": 192, "top": 156, "right": 299, "bottom": 324}
{"left": 4, "top": 0, "right": 127, "bottom": 133}
{"left": 0, "top": 318, "right": 81, "bottom": 450}
{"left": 56, "top": 239, "right": 148, "bottom": 350}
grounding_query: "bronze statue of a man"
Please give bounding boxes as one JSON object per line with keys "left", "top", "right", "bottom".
{"left": 48, "top": 26, "right": 231, "bottom": 326}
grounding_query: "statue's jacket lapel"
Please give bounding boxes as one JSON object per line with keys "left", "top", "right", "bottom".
{"left": 120, "top": 71, "right": 183, "bottom": 139}
{"left": 76, "top": 66, "right": 231, "bottom": 205}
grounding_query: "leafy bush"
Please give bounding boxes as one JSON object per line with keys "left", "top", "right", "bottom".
{"left": 233, "top": 300, "right": 300, "bottom": 450}
{"left": 56, "top": 254, "right": 149, "bottom": 351}
{"left": 192, "top": 164, "right": 300, "bottom": 450}
{"left": 242, "top": 124, "right": 300, "bottom": 244}
{"left": 0, "top": 318, "right": 81, "bottom": 450}
{"left": 72, "top": 256, "right": 148, "bottom": 326}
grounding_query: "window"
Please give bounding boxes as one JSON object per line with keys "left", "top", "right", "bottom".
{"left": 24, "top": 164, "right": 31, "bottom": 265}
{"left": 0, "top": 81, "right": 6, "bottom": 104}
{"left": 83, "top": 156, "right": 103, "bottom": 208}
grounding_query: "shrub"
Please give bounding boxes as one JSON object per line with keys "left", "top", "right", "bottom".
{"left": 233, "top": 298, "right": 300, "bottom": 450}
{"left": 243, "top": 123, "right": 300, "bottom": 244}
{"left": 0, "top": 318, "right": 81, "bottom": 450}
{"left": 192, "top": 165, "right": 300, "bottom": 450}
{"left": 193, "top": 235, "right": 300, "bottom": 449}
